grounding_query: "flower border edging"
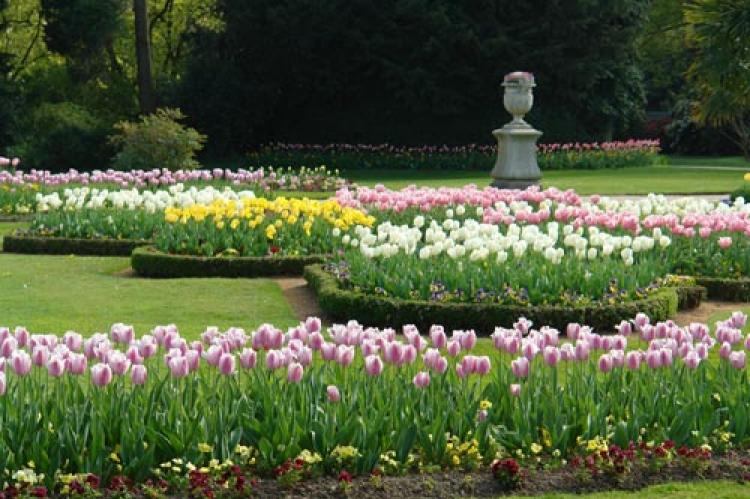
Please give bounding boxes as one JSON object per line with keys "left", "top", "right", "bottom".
{"left": 2, "top": 233, "right": 149, "bottom": 256}
{"left": 131, "top": 246, "right": 325, "bottom": 278}
{"left": 304, "top": 264, "right": 705, "bottom": 333}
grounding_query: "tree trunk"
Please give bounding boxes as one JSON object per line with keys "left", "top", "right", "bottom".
{"left": 134, "top": 0, "right": 155, "bottom": 114}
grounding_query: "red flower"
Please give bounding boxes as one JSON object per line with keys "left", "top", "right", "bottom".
{"left": 30, "top": 487, "right": 47, "bottom": 498}
{"left": 270, "top": 246, "right": 281, "bottom": 254}
{"left": 338, "top": 470, "right": 353, "bottom": 483}
{"left": 85, "top": 474, "right": 101, "bottom": 489}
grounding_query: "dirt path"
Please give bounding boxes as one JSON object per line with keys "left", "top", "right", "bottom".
{"left": 273, "top": 277, "right": 324, "bottom": 322}
{"left": 673, "top": 300, "right": 746, "bottom": 326}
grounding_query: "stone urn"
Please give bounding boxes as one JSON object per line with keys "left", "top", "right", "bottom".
{"left": 502, "top": 71, "right": 535, "bottom": 126}
{"left": 490, "top": 71, "right": 542, "bottom": 189}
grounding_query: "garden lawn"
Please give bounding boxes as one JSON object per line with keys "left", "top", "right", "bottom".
{"left": 667, "top": 155, "right": 749, "bottom": 168}
{"left": 343, "top": 165, "right": 742, "bottom": 194}
{"left": 0, "top": 252, "right": 299, "bottom": 339}
{"left": 524, "top": 480, "right": 749, "bottom": 498}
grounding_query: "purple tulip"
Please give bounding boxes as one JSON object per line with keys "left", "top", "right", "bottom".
{"left": 625, "top": 351, "right": 641, "bottom": 370}
{"left": 287, "top": 362, "right": 304, "bottom": 383}
{"left": 459, "top": 330, "right": 477, "bottom": 351}
{"left": 365, "top": 355, "right": 383, "bottom": 376}
{"left": 186, "top": 350, "right": 201, "bottom": 372}
{"left": 91, "top": 363, "right": 113, "bottom": 387}
{"left": 168, "top": 356, "right": 189, "bottom": 378}
{"left": 203, "top": 345, "right": 223, "bottom": 366}
{"left": 509, "top": 383, "right": 521, "bottom": 397}
{"left": 401, "top": 345, "right": 417, "bottom": 364}
{"left": 511, "top": 357, "right": 529, "bottom": 378}
{"left": 719, "top": 342, "right": 732, "bottom": 359}
{"left": 645, "top": 350, "right": 661, "bottom": 369}
{"left": 326, "top": 385, "right": 340, "bottom": 403}
{"left": 305, "top": 317, "right": 322, "bottom": 334}
{"left": 11, "top": 351, "right": 31, "bottom": 376}
{"left": 433, "top": 355, "right": 449, "bottom": 374}
{"left": 47, "top": 355, "right": 66, "bottom": 377}
{"left": 309, "top": 332, "right": 324, "bottom": 350}
{"left": 597, "top": 353, "right": 613, "bottom": 373}
{"left": 413, "top": 371, "right": 430, "bottom": 389}
{"left": 730, "top": 351, "right": 747, "bottom": 370}
{"left": 218, "top": 353, "right": 236, "bottom": 375}
{"left": 131, "top": 365, "right": 148, "bottom": 385}
{"left": 239, "top": 348, "right": 257, "bottom": 369}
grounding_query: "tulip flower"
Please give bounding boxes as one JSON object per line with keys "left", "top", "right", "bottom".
{"left": 239, "top": 348, "right": 257, "bottom": 369}
{"left": 91, "top": 363, "right": 113, "bottom": 387}
{"left": 287, "top": 362, "right": 304, "bottom": 383}
{"left": 729, "top": 351, "right": 746, "bottom": 370}
{"left": 0, "top": 372, "right": 5, "bottom": 396}
{"left": 47, "top": 356, "right": 66, "bottom": 378}
{"left": 326, "top": 385, "right": 341, "bottom": 403}
{"left": 413, "top": 371, "right": 430, "bottom": 389}
{"left": 597, "top": 353, "right": 613, "bottom": 373}
{"left": 365, "top": 355, "right": 383, "bottom": 376}
{"left": 509, "top": 383, "right": 521, "bottom": 397}
{"left": 168, "top": 356, "right": 189, "bottom": 378}
{"left": 11, "top": 351, "right": 31, "bottom": 376}
{"left": 218, "top": 353, "right": 236, "bottom": 375}
{"left": 131, "top": 365, "right": 148, "bottom": 385}
{"left": 511, "top": 357, "right": 529, "bottom": 378}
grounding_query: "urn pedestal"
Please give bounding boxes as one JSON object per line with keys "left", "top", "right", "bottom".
{"left": 490, "top": 72, "right": 543, "bottom": 189}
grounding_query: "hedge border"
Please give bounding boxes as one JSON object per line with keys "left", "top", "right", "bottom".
{"left": 131, "top": 246, "right": 325, "bottom": 278}
{"left": 304, "top": 264, "right": 707, "bottom": 334}
{"left": 2, "top": 234, "right": 149, "bottom": 256}
{"left": 694, "top": 276, "right": 750, "bottom": 302}
{"left": 0, "top": 214, "right": 33, "bottom": 222}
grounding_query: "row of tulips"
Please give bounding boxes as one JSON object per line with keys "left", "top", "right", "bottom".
{"left": 250, "top": 139, "right": 661, "bottom": 171}
{"left": 1, "top": 311, "right": 750, "bottom": 488}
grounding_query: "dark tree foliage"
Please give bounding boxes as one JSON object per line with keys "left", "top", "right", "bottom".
{"left": 181, "top": 0, "right": 650, "bottom": 154}
{"left": 40, "top": 0, "right": 127, "bottom": 79}
{"left": 0, "top": 0, "right": 19, "bottom": 148}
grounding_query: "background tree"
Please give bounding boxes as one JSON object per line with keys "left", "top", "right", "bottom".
{"left": 134, "top": 0, "right": 155, "bottom": 114}
{"left": 684, "top": 0, "right": 750, "bottom": 158}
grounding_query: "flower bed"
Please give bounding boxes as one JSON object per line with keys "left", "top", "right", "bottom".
{"left": 304, "top": 264, "right": 706, "bottom": 332}
{"left": 132, "top": 246, "right": 324, "bottom": 277}
{"left": 0, "top": 310, "right": 749, "bottom": 495}
{"left": 249, "top": 139, "right": 662, "bottom": 171}
{"left": 2, "top": 233, "right": 148, "bottom": 256}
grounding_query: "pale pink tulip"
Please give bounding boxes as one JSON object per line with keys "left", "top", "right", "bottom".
{"left": 336, "top": 345, "right": 355, "bottom": 366}
{"left": 11, "top": 351, "right": 31, "bottom": 376}
{"left": 720, "top": 342, "right": 732, "bottom": 359}
{"left": 67, "top": 353, "right": 87, "bottom": 375}
{"left": 239, "top": 348, "right": 257, "bottom": 369}
{"left": 186, "top": 350, "right": 201, "bottom": 372}
{"left": 321, "top": 343, "right": 337, "bottom": 361}
{"left": 413, "top": 371, "right": 430, "bottom": 388}
{"left": 47, "top": 356, "right": 66, "bottom": 377}
{"left": 365, "top": 355, "right": 383, "bottom": 376}
{"left": 684, "top": 350, "right": 701, "bottom": 369}
{"left": 446, "top": 340, "right": 461, "bottom": 357}
{"left": 430, "top": 326, "right": 447, "bottom": 349}
{"left": 511, "top": 357, "right": 529, "bottom": 378}
{"left": 131, "top": 365, "right": 147, "bottom": 385}
{"left": 730, "top": 351, "right": 746, "bottom": 370}
{"left": 598, "top": 353, "right": 613, "bottom": 373}
{"left": 287, "top": 362, "right": 303, "bottom": 383}
{"left": 91, "top": 363, "right": 113, "bottom": 387}
{"left": 108, "top": 352, "right": 131, "bottom": 376}
{"left": 476, "top": 356, "right": 491, "bottom": 375}
{"left": 218, "top": 353, "right": 236, "bottom": 375}
{"left": 718, "top": 237, "right": 732, "bottom": 249}
{"left": 625, "top": 351, "right": 641, "bottom": 370}
{"left": 168, "top": 356, "right": 189, "bottom": 378}
{"left": 31, "top": 346, "right": 49, "bottom": 367}
{"left": 305, "top": 317, "right": 322, "bottom": 334}
{"left": 1, "top": 337, "right": 17, "bottom": 358}
{"left": 543, "top": 346, "right": 560, "bottom": 367}
{"left": 327, "top": 385, "right": 340, "bottom": 403}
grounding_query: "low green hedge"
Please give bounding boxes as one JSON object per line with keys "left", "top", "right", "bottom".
{"left": 694, "top": 276, "right": 750, "bottom": 302}
{"left": 304, "top": 264, "right": 700, "bottom": 334}
{"left": 131, "top": 246, "right": 325, "bottom": 278}
{"left": 2, "top": 233, "right": 149, "bottom": 256}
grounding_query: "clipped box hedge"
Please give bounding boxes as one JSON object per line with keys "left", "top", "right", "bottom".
{"left": 2, "top": 233, "right": 149, "bottom": 256}
{"left": 694, "top": 276, "right": 750, "bottom": 302}
{"left": 0, "top": 214, "right": 34, "bottom": 222}
{"left": 304, "top": 264, "right": 706, "bottom": 334}
{"left": 131, "top": 246, "right": 325, "bottom": 278}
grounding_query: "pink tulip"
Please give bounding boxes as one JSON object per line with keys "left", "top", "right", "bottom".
{"left": 239, "top": 348, "right": 257, "bottom": 369}
{"left": 365, "top": 355, "right": 383, "bottom": 376}
{"left": 430, "top": 326, "right": 447, "bottom": 349}
{"left": 731, "top": 311, "right": 747, "bottom": 329}
{"left": 720, "top": 342, "right": 732, "bottom": 359}
{"left": 504, "top": 337, "right": 520, "bottom": 355}
{"left": 321, "top": 343, "right": 337, "bottom": 361}
{"left": 11, "top": 351, "right": 31, "bottom": 376}
{"left": 543, "top": 346, "right": 560, "bottom": 367}
{"left": 265, "top": 350, "right": 284, "bottom": 369}
{"left": 203, "top": 345, "right": 223, "bottom": 366}
{"left": 32, "top": 346, "right": 49, "bottom": 367}
{"left": 730, "top": 351, "right": 746, "bottom": 370}
{"left": 511, "top": 357, "right": 529, "bottom": 378}
{"left": 309, "top": 332, "right": 324, "bottom": 350}
{"left": 168, "top": 356, "right": 189, "bottom": 378}
{"left": 476, "top": 356, "right": 491, "bottom": 375}
{"left": 14, "top": 327, "right": 29, "bottom": 348}
{"left": 336, "top": 345, "right": 355, "bottom": 367}
{"left": 597, "top": 353, "right": 613, "bottom": 373}
{"left": 433, "top": 355, "right": 449, "bottom": 373}
{"left": 91, "top": 363, "right": 113, "bottom": 387}
{"left": 1, "top": 337, "right": 17, "bottom": 358}
{"left": 67, "top": 353, "right": 87, "bottom": 375}
{"left": 634, "top": 313, "right": 649, "bottom": 332}
{"left": 108, "top": 352, "right": 131, "bottom": 376}
{"left": 616, "top": 321, "right": 633, "bottom": 336}
{"left": 47, "top": 356, "right": 66, "bottom": 377}
{"left": 509, "top": 383, "right": 521, "bottom": 397}
{"left": 186, "top": 350, "right": 201, "bottom": 372}
{"left": 684, "top": 351, "right": 701, "bottom": 369}
{"left": 131, "top": 365, "right": 148, "bottom": 385}
{"left": 126, "top": 346, "right": 143, "bottom": 365}
{"left": 287, "top": 362, "right": 304, "bottom": 383}
{"left": 718, "top": 237, "right": 732, "bottom": 249}
{"left": 304, "top": 317, "right": 322, "bottom": 334}
{"left": 413, "top": 371, "right": 430, "bottom": 389}
{"left": 446, "top": 340, "right": 461, "bottom": 357}
{"left": 402, "top": 345, "right": 417, "bottom": 364}
{"left": 625, "top": 351, "right": 641, "bottom": 370}
{"left": 566, "top": 323, "right": 581, "bottom": 340}
{"left": 327, "top": 385, "right": 340, "bottom": 403}
{"left": 659, "top": 348, "right": 674, "bottom": 367}
{"left": 459, "top": 330, "right": 477, "bottom": 351}
{"left": 575, "top": 341, "right": 590, "bottom": 361}
{"left": 218, "top": 353, "right": 236, "bottom": 375}
{"left": 645, "top": 350, "right": 661, "bottom": 369}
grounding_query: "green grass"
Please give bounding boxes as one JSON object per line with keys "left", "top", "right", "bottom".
{"left": 0, "top": 252, "right": 299, "bottom": 340}
{"left": 516, "top": 480, "right": 749, "bottom": 498}
{"left": 341, "top": 164, "right": 742, "bottom": 195}
{"left": 667, "top": 155, "right": 750, "bottom": 168}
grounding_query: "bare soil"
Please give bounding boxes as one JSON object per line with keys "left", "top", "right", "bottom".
{"left": 673, "top": 300, "right": 746, "bottom": 326}
{"left": 273, "top": 277, "right": 325, "bottom": 321}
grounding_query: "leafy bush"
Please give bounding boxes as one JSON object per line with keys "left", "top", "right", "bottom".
{"left": 18, "top": 102, "right": 112, "bottom": 172}
{"left": 110, "top": 108, "right": 206, "bottom": 172}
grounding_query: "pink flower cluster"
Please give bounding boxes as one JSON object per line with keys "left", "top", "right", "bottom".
{"left": 264, "top": 139, "right": 659, "bottom": 156}
{"left": 336, "top": 185, "right": 582, "bottom": 212}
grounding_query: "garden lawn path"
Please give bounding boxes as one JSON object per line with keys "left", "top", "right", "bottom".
{"left": 0, "top": 252, "right": 299, "bottom": 340}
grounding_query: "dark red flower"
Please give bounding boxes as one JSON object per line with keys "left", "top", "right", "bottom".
{"left": 338, "top": 470, "right": 353, "bottom": 483}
